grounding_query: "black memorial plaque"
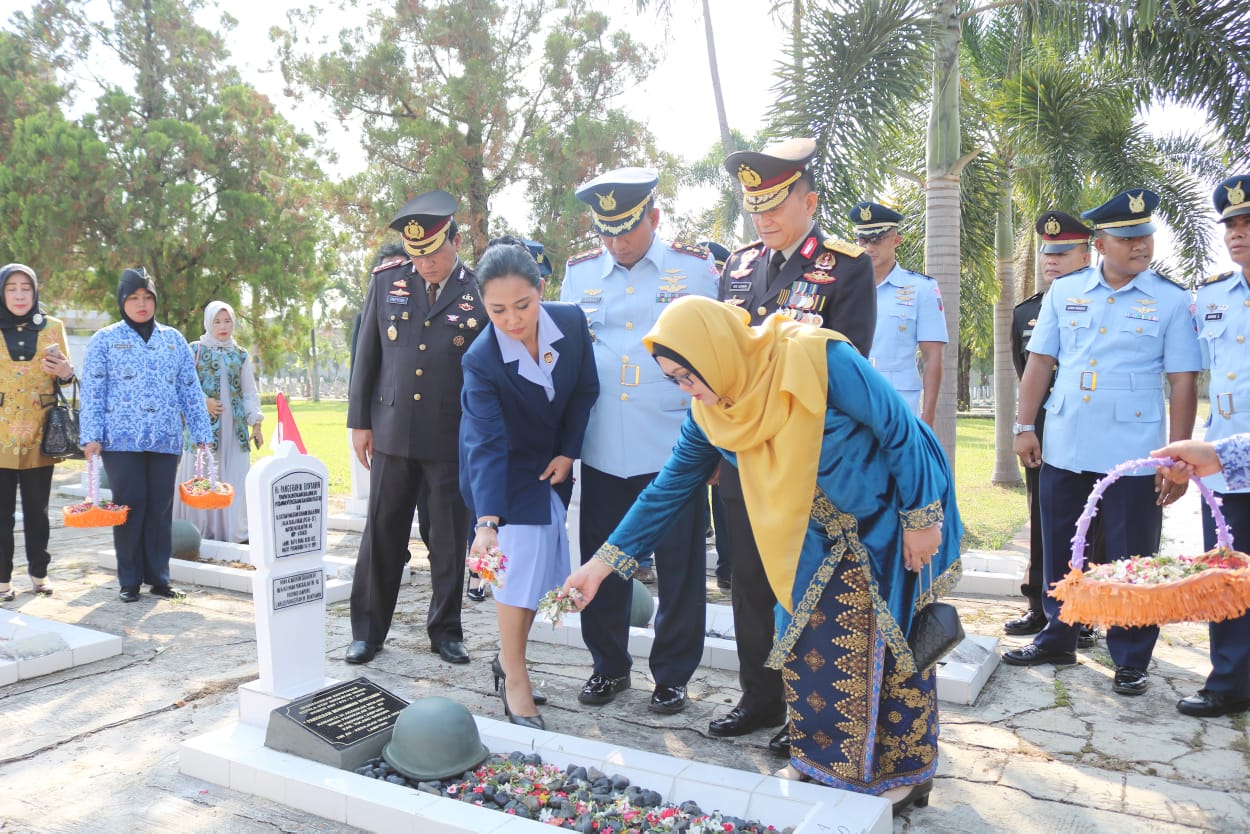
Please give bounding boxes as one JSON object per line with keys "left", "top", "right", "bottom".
{"left": 265, "top": 677, "right": 409, "bottom": 769}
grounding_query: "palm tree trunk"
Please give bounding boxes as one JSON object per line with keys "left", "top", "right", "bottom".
{"left": 700, "top": 0, "right": 751, "bottom": 237}
{"left": 924, "top": 0, "right": 961, "bottom": 463}
{"left": 992, "top": 185, "right": 1021, "bottom": 484}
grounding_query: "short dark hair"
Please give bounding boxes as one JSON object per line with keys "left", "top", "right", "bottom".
{"left": 476, "top": 240, "right": 542, "bottom": 290}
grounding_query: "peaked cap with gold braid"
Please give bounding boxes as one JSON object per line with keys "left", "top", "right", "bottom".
{"left": 723, "top": 138, "right": 817, "bottom": 214}
{"left": 1034, "top": 210, "right": 1093, "bottom": 254}
{"left": 1080, "top": 188, "right": 1159, "bottom": 238}
{"left": 1214, "top": 174, "right": 1250, "bottom": 223}
{"left": 574, "top": 167, "right": 659, "bottom": 237}
{"left": 389, "top": 189, "right": 458, "bottom": 257}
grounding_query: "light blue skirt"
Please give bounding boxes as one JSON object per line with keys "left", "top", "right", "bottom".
{"left": 491, "top": 487, "right": 570, "bottom": 610}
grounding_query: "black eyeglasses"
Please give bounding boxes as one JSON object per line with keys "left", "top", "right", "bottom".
{"left": 664, "top": 369, "right": 696, "bottom": 387}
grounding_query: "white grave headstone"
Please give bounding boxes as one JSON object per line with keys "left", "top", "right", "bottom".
{"left": 239, "top": 441, "right": 334, "bottom": 725}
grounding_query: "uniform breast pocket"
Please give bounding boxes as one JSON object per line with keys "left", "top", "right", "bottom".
{"left": 1200, "top": 318, "right": 1228, "bottom": 364}
{"left": 1043, "top": 392, "right": 1065, "bottom": 416}
{"left": 1058, "top": 313, "right": 1092, "bottom": 352}
{"left": 1114, "top": 397, "right": 1161, "bottom": 424}
{"left": 1119, "top": 317, "right": 1161, "bottom": 339}
{"left": 659, "top": 389, "right": 692, "bottom": 412}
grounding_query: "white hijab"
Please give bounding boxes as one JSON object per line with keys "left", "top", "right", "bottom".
{"left": 200, "top": 300, "right": 237, "bottom": 348}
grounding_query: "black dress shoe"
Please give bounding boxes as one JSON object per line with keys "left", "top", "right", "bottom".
{"left": 466, "top": 585, "right": 488, "bottom": 602}
{"left": 708, "top": 704, "right": 788, "bottom": 737}
{"left": 649, "top": 684, "right": 688, "bottom": 714}
{"left": 149, "top": 585, "right": 186, "bottom": 600}
{"left": 431, "top": 639, "right": 470, "bottom": 664}
{"left": 1077, "top": 625, "right": 1099, "bottom": 649}
{"left": 1003, "top": 609, "right": 1047, "bottom": 635}
{"left": 119, "top": 587, "right": 140, "bottom": 603}
{"left": 1177, "top": 688, "right": 1250, "bottom": 717}
{"left": 578, "top": 672, "right": 631, "bottom": 705}
{"left": 767, "top": 727, "right": 790, "bottom": 755}
{"left": 1113, "top": 666, "right": 1149, "bottom": 696}
{"left": 345, "top": 640, "right": 381, "bottom": 664}
{"left": 1002, "top": 643, "right": 1077, "bottom": 666}
{"left": 890, "top": 779, "right": 933, "bottom": 815}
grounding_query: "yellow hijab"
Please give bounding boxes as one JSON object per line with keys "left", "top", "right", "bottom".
{"left": 643, "top": 296, "right": 849, "bottom": 612}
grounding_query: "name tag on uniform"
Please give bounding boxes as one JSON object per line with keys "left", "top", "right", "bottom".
{"left": 730, "top": 281, "right": 752, "bottom": 292}
{"left": 113, "top": 343, "right": 133, "bottom": 349}
{"left": 1064, "top": 304, "right": 1088, "bottom": 311}
{"left": 1205, "top": 312, "right": 1224, "bottom": 321}
{"left": 385, "top": 295, "right": 408, "bottom": 305}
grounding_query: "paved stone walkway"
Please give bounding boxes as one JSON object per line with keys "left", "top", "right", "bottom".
{"left": 0, "top": 471, "right": 1244, "bottom": 832}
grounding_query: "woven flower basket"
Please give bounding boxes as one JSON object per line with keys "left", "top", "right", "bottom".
{"left": 63, "top": 457, "right": 129, "bottom": 528}
{"left": 1050, "top": 456, "right": 1250, "bottom": 628}
{"left": 179, "top": 446, "right": 234, "bottom": 510}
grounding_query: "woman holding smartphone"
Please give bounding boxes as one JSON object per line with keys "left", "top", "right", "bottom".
{"left": 0, "top": 263, "right": 75, "bottom": 602}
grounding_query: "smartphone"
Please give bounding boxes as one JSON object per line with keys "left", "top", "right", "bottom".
{"left": 46, "top": 344, "right": 62, "bottom": 358}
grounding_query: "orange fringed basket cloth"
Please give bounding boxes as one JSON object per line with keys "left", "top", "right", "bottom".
{"left": 1050, "top": 456, "right": 1250, "bottom": 628}
{"left": 63, "top": 457, "right": 130, "bottom": 528}
{"left": 178, "top": 446, "right": 235, "bottom": 510}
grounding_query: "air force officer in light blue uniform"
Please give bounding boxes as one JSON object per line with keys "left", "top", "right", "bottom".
{"left": 1005, "top": 188, "right": 1201, "bottom": 699}
{"left": 559, "top": 167, "right": 719, "bottom": 714}
{"left": 850, "top": 201, "right": 948, "bottom": 427}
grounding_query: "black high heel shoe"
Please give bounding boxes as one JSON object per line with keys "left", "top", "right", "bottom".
{"left": 491, "top": 654, "right": 547, "bottom": 705}
{"left": 890, "top": 779, "right": 933, "bottom": 815}
{"left": 500, "top": 683, "right": 545, "bottom": 730}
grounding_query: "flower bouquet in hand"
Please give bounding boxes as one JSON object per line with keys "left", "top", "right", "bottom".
{"left": 64, "top": 456, "right": 129, "bottom": 528}
{"left": 466, "top": 545, "right": 508, "bottom": 588}
{"left": 1050, "top": 457, "right": 1250, "bottom": 628}
{"left": 536, "top": 587, "right": 584, "bottom": 627}
{"left": 179, "top": 446, "right": 234, "bottom": 510}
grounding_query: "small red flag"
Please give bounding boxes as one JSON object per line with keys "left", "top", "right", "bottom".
{"left": 272, "top": 392, "right": 307, "bottom": 454}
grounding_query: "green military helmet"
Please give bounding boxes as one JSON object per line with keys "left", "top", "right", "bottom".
{"left": 630, "top": 577, "right": 655, "bottom": 628}
{"left": 382, "top": 696, "right": 490, "bottom": 781}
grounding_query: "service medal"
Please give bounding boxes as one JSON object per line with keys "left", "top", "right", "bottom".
{"left": 453, "top": 335, "right": 465, "bottom": 347}
{"left": 387, "top": 324, "right": 398, "bottom": 341}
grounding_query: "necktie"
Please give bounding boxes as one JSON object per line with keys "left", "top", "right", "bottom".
{"left": 767, "top": 251, "right": 785, "bottom": 287}
{"left": 426, "top": 281, "right": 438, "bottom": 310}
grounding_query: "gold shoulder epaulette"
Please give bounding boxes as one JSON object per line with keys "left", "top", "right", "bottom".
{"left": 566, "top": 247, "right": 603, "bottom": 266}
{"left": 670, "top": 240, "right": 710, "bottom": 258}
{"left": 731, "top": 239, "right": 763, "bottom": 255}
{"left": 371, "top": 256, "right": 407, "bottom": 274}
{"left": 824, "top": 237, "right": 865, "bottom": 257}
{"left": 1202, "top": 270, "right": 1236, "bottom": 286}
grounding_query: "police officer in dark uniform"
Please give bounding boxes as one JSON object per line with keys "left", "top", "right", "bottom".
{"left": 709, "top": 138, "right": 875, "bottom": 751}
{"left": 1005, "top": 211, "right": 1104, "bottom": 643}
{"left": 345, "top": 190, "right": 486, "bottom": 666}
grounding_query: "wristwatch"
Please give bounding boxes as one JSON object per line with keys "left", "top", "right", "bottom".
{"left": 1012, "top": 422, "right": 1036, "bottom": 435}
{"left": 475, "top": 520, "right": 499, "bottom": 531}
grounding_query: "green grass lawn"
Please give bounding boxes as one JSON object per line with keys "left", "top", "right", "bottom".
{"left": 251, "top": 400, "right": 1029, "bottom": 550}
{"left": 953, "top": 417, "right": 1028, "bottom": 551}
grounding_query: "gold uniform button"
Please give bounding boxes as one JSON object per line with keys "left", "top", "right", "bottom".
{"left": 419, "top": 344, "right": 427, "bottom": 351}
{"left": 1245, "top": 300, "right": 1250, "bottom": 307}
{"left": 1239, "top": 336, "right": 1247, "bottom": 343}
{"left": 625, "top": 322, "right": 634, "bottom": 330}
{"left": 424, "top": 321, "right": 430, "bottom": 327}
{"left": 1099, "top": 327, "right": 1107, "bottom": 334}
{"left": 413, "top": 393, "right": 421, "bottom": 401}
{"left": 1070, "top": 320, "right": 1077, "bottom": 326}
{"left": 1089, "top": 359, "right": 1097, "bottom": 366}
{"left": 899, "top": 325, "right": 907, "bottom": 332}
{"left": 1107, "top": 297, "right": 1115, "bottom": 304}
{"left": 1136, "top": 327, "right": 1143, "bottom": 333}
{"left": 757, "top": 307, "right": 768, "bottom": 317}
{"left": 626, "top": 287, "right": 635, "bottom": 295}
{"left": 415, "top": 369, "right": 423, "bottom": 376}
{"left": 1230, "top": 372, "right": 1238, "bottom": 380}
{"left": 620, "top": 393, "right": 629, "bottom": 401}
{"left": 1136, "top": 410, "right": 1142, "bottom": 417}
{"left": 1082, "top": 394, "right": 1091, "bottom": 402}
{"left": 622, "top": 355, "right": 629, "bottom": 362}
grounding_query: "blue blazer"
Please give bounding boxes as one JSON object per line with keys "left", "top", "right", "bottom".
{"left": 459, "top": 302, "right": 599, "bottom": 525}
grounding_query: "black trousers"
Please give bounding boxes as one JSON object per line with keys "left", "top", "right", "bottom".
{"left": 1022, "top": 410, "right": 1106, "bottom": 610}
{"left": 0, "top": 465, "right": 54, "bottom": 582}
{"left": 717, "top": 461, "right": 785, "bottom": 713}
{"left": 1037, "top": 465, "right": 1160, "bottom": 668}
{"left": 577, "top": 464, "right": 706, "bottom": 686}
{"left": 1201, "top": 492, "right": 1250, "bottom": 696}
{"left": 102, "top": 452, "right": 179, "bottom": 589}
{"left": 350, "top": 450, "right": 467, "bottom": 646}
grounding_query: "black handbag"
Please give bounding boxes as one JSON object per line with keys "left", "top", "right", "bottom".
{"left": 40, "top": 380, "right": 84, "bottom": 459}
{"left": 908, "top": 563, "right": 965, "bottom": 672}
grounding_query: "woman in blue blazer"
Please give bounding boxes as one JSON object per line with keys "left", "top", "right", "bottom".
{"left": 460, "top": 242, "right": 598, "bottom": 729}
